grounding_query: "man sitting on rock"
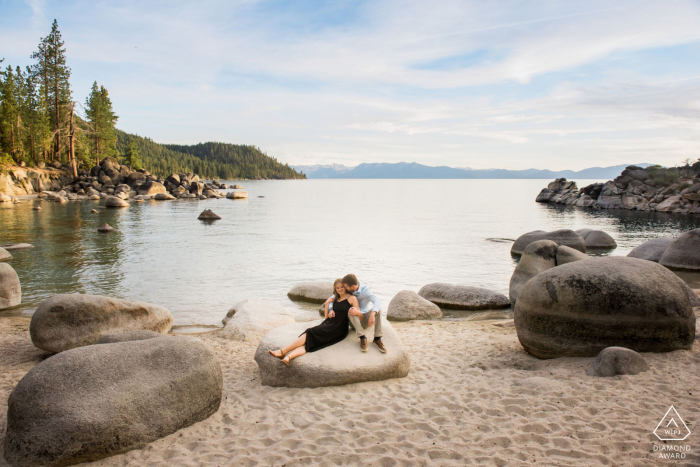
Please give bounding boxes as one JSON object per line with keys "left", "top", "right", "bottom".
{"left": 326, "top": 274, "right": 386, "bottom": 353}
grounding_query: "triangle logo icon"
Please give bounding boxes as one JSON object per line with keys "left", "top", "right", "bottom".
{"left": 654, "top": 406, "right": 691, "bottom": 441}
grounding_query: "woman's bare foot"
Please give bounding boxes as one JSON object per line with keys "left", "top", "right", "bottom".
{"left": 269, "top": 349, "right": 285, "bottom": 358}
{"left": 281, "top": 355, "right": 291, "bottom": 366}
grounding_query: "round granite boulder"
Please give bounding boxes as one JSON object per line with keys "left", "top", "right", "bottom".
{"left": 509, "top": 240, "right": 558, "bottom": 307}
{"left": 0, "top": 263, "right": 21, "bottom": 310}
{"left": 659, "top": 229, "right": 700, "bottom": 270}
{"left": 387, "top": 290, "right": 442, "bottom": 321}
{"left": 576, "top": 229, "right": 617, "bottom": 249}
{"left": 514, "top": 257, "right": 695, "bottom": 359}
{"left": 221, "top": 299, "right": 295, "bottom": 342}
{"left": 418, "top": 283, "right": 510, "bottom": 310}
{"left": 3, "top": 336, "right": 222, "bottom": 467}
{"left": 556, "top": 245, "right": 588, "bottom": 265}
{"left": 254, "top": 319, "right": 410, "bottom": 388}
{"left": 0, "top": 247, "right": 12, "bottom": 262}
{"left": 105, "top": 196, "right": 129, "bottom": 208}
{"left": 511, "top": 229, "right": 586, "bottom": 256}
{"left": 627, "top": 237, "right": 673, "bottom": 262}
{"left": 30, "top": 294, "right": 173, "bottom": 353}
{"left": 586, "top": 347, "right": 650, "bottom": 377}
{"left": 287, "top": 282, "right": 334, "bottom": 304}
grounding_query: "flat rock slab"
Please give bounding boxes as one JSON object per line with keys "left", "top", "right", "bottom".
{"left": 511, "top": 229, "right": 586, "bottom": 256}
{"left": 30, "top": 294, "right": 173, "bottom": 353}
{"left": 287, "top": 282, "right": 333, "bottom": 304}
{"left": 3, "top": 336, "right": 223, "bottom": 467}
{"left": 255, "top": 320, "right": 410, "bottom": 388}
{"left": 627, "top": 237, "right": 673, "bottom": 262}
{"left": 1, "top": 243, "right": 34, "bottom": 250}
{"left": 418, "top": 283, "right": 510, "bottom": 310}
{"left": 586, "top": 347, "right": 649, "bottom": 377}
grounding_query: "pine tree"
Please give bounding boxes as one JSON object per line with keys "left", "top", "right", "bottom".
{"left": 124, "top": 140, "right": 141, "bottom": 170}
{"left": 85, "top": 82, "right": 118, "bottom": 161}
{"left": 0, "top": 66, "right": 20, "bottom": 161}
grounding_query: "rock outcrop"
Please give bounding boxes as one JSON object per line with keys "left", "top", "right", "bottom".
{"left": 3, "top": 336, "right": 223, "bottom": 467}
{"left": 0, "top": 263, "right": 21, "bottom": 310}
{"left": 576, "top": 229, "right": 617, "bottom": 249}
{"left": 221, "top": 299, "right": 295, "bottom": 342}
{"left": 418, "top": 283, "right": 510, "bottom": 310}
{"left": 536, "top": 163, "right": 700, "bottom": 214}
{"left": 510, "top": 229, "right": 586, "bottom": 256}
{"left": 514, "top": 257, "right": 696, "bottom": 359}
{"left": 287, "top": 282, "right": 334, "bottom": 304}
{"left": 659, "top": 228, "right": 700, "bottom": 270}
{"left": 586, "top": 347, "right": 650, "bottom": 377}
{"left": 30, "top": 294, "right": 173, "bottom": 353}
{"left": 387, "top": 290, "right": 442, "bottom": 321}
{"left": 627, "top": 237, "right": 673, "bottom": 262}
{"left": 254, "top": 320, "right": 410, "bottom": 387}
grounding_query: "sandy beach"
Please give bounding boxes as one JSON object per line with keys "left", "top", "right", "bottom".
{"left": 0, "top": 316, "right": 698, "bottom": 466}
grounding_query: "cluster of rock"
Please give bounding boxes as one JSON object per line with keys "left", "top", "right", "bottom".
{"left": 0, "top": 161, "right": 73, "bottom": 197}
{"left": 628, "top": 228, "right": 700, "bottom": 270}
{"left": 3, "top": 293, "right": 223, "bottom": 467}
{"left": 536, "top": 164, "right": 700, "bottom": 214}
{"left": 510, "top": 228, "right": 616, "bottom": 256}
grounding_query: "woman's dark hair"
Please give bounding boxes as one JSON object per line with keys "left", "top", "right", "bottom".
{"left": 332, "top": 278, "right": 344, "bottom": 300}
{"left": 342, "top": 274, "right": 358, "bottom": 288}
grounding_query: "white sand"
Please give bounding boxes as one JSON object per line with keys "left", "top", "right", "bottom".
{"left": 0, "top": 317, "right": 698, "bottom": 466}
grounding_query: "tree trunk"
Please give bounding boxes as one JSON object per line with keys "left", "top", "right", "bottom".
{"left": 69, "top": 102, "right": 77, "bottom": 178}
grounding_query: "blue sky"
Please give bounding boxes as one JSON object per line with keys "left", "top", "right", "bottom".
{"left": 2, "top": 0, "right": 700, "bottom": 170}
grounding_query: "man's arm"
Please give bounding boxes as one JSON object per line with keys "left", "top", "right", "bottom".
{"left": 363, "top": 286, "right": 381, "bottom": 327}
{"left": 325, "top": 296, "right": 335, "bottom": 318}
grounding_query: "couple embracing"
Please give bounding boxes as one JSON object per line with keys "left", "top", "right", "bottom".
{"left": 269, "top": 274, "right": 387, "bottom": 365}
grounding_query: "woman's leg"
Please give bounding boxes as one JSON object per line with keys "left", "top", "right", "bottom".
{"left": 271, "top": 333, "right": 307, "bottom": 358}
{"left": 282, "top": 346, "right": 306, "bottom": 364}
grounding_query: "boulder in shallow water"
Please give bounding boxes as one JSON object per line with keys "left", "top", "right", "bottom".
{"left": 30, "top": 294, "right": 173, "bottom": 353}
{"left": 514, "top": 257, "right": 696, "bottom": 358}
{"left": 0, "top": 263, "right": 21, "bottom": 310}
{"left": 254, "top": 320, "right": 410, "bottom": 388}
{"left": 105, "top": 196, "right": 129, "bottom": 208}
{"left": 0, "top": 247, "right": 12, "bottom": 262}
{"left": 226, "top": 190, "right": 248, "bottom": 199}
{"left": 1, "top": 243, "right": 34, "bottom": 251}
{"left": 97, "top": 223, "right": 114, "bottom": 232}
{"left": 198, "top": 209, "right": 221, "bottom": 220}
{"left": 221, "top": 299, "right": 295, "bottom": 342}
{"left": 96, "top": 330, "right": 165, "bottom": 344}
{"left": 418, "top": 283, "right": 510, "bottom": 310}
{"left": 3, "top": 336, "right": 222, "bottom": 467}
{"left": 387, "top": 290, "right": 442, "bottom": 321}
{"left": 287, "top": 281, "right": 334, "bottom": 304}
{"left": 137, "top": 181, "right": 166, "bottom": 196}
{"left": 586, "top": 347, "right": 649, "bottom": 377}
{"left": 627, "top": 237, "right": 673, "bottom": 262}
{"left": 576, "top": 229, "right": 617, "bottom": 249}
{"left": 659, "top": 229, "right": 700, "bottom": 270}
{"left": 511, "top": 229, "right": 586, "bottom": 256}
{"left": 154, "top": 193, "right": 175, "bottom": 200}
{"left": 509, "top": 240, "right": 558, "bottom": 307}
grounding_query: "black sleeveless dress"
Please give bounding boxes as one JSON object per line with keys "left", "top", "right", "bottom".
{"left": 304, "top": 298, "right": 351, "bottom": 352}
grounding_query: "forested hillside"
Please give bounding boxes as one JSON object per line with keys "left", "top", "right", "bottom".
{"left": 115, "top": 130, "right": 304, "bottom": 179}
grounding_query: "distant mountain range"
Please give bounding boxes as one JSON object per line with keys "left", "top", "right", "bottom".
{"left": 291, "top": 162, "right": 654, "bottom": 179}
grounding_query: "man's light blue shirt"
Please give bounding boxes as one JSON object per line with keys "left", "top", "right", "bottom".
{"left": 329, "top": 283, "right": 381, "bottom": 314}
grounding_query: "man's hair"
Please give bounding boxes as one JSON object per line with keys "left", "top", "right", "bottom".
{"left": 342, "top": 274, "right": 358, "bottom": 287}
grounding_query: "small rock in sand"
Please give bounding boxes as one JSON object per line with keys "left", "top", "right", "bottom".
{"left": 387, "top": 290, "right": 442, "bottom": 321}
{"left": 418, "top": 283, "right": 510, "bottom": 310}
{"left": 586, "top": 347, "right": 649, "bottom": 377}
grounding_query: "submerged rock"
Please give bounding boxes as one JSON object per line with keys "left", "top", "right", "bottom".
{"left": 659, "top": 229, "right": 700, "bottom": 270}
{"left": 586, "top": 347, "right": 649, "bottom": 377}
{"left": 287, "top": 282, "right": 334, "bottom": 304}
{"left": 511, "top": 229, "right": 586, "bottom": 256}
{"left": 97, "top": 223, "right": 114, "bottom": 232}
{"left": 387, "top": 290, "right": 442, "bottom": 321}
{"left": 3, "top": 336, "right": 222, "bottom": 467}
{"left": 30, "top": 294, "right": 173, "bottom": 353}
{"left": 221, "top": 299, "right": 295, "bottom": 342}
{"left": 514, "top": 257, "right": 696, "bottom": 358}
{"left": 198, "top": 209, "right": 221, "bottom": 220}
{"left": 0, "top": 263, "right": 21, "bottom": 310}
{"left": 627, "top": 237, "right": 673, "bottom": 262}
{"left": 418, "top": 283, "right": 510, "bottom": 310}
{"left": 254, "top": 320, "right": 410, "bottom": 388}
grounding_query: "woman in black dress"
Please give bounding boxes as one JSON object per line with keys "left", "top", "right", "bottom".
{"left": 269, "top": 279, "right": 363, "bottom": 365}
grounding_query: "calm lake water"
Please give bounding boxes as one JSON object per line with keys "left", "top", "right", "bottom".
{"left": 2, "top": 179, "right": 700, "bottom": 330}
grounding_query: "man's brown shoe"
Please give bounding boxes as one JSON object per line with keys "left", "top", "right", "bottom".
{"left": 374, "top": 339, "right": 387, "bottom": 353}
{"left": 360, "top": 337, "right": 368, "bottom": 352}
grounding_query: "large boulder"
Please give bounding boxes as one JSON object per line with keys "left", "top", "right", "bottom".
{"left": 220, "top": 299, "right": 295, "bottom": 342}
{"left": 126, "top": 171, "right": 146, "bottom": 186}
{"left": 287, "top": 281, "right": 334, "bottom": 304}
{"left": 387, "top": 290, "right": 442, "bottom": 321}
{"left": 0, "top": 263, "right": 21, "bottom": 310}
{"left": 627, "top": 237, "right": 673, "bottom": 262}
{"left": 254, "top": 320, "right": 410, "bottom": 388}
{"left": 511, "top": 229, "right": 586, "bottom": 256}
{"left": 3, "top": 336, "right": 222, "bottom": 467}
{"left": 585, "top": 347, "right": 650, "bottom": 377}
{"left": 418, "top": 283, "right": 510, "bottom": 310}
{"left": 30, "top": 294, "right": 173, "bottom": 353}
{"left": 0, "top": 247, "right": 12, "bottom": 262}
{"left": 514, "top": 257, "right": 696, "bottom": 359}
{"left": 105, "top": 196, "right": 129, "bottom": 208}
{"left": 509, "top": 240, "right": 557, "bottom": 307}
{"left": 659, "top": 229, "right": 700, "bottom": 270}
{"left": 576, "top": 229, "right": 617, "bottom": 249}
{"left": 137, "top": 181, "right": 166, "bottom": 196}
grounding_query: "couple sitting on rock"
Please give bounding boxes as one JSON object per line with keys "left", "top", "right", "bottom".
{"left": 269, "top": 274, "right": 387, "bottom": 365}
